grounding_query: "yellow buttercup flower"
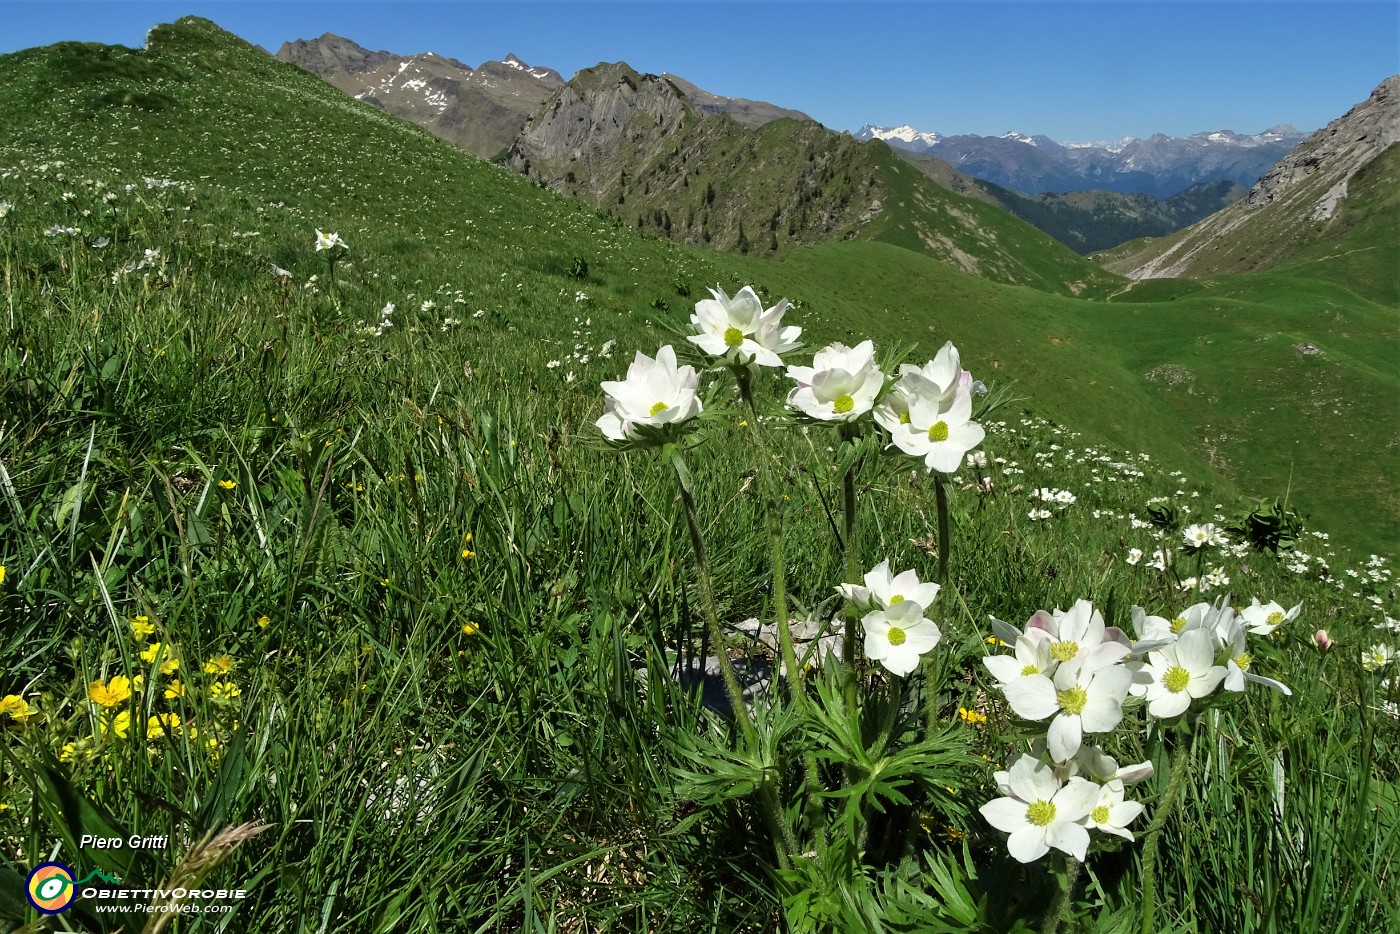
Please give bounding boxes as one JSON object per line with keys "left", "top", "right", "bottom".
{"left": 163, "top": 679, "right": 186, "bottom": 699}
{"left": 102, "top": 710, "right": 132, "bottom": 740}
{"left": 217, "top": 479, "right": 236, "bottom": 490}
{"left": 0, "top": 694, "right": 34, "bottom": 723}
{"left": 0, "top": 565, "right": 6, "bottom": 585}
{"left": 88, "top": 676, "right": 132, "bottom": 709}
{"left": 209, "top": 681, "right": 241, "bottom": 705}
{"left": 461, "top": 621, "right": 479, "bottom": 635}
{"left": 958, "top": 707, "right": 988, "bottom": 726}
{"left": 146, "top": 713, "right": 181, "bottom": 741}
{"left": 131, "top": 615, "right": 155, "bottom": 640}
{"left": 256, "top": 615, "right": 271, "bottom": 629}
{"left": 203, "top": 655, "right": 235, "bottom": 675}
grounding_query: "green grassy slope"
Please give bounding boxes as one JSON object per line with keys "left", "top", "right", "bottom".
{"left": 0, "top": 17, "right": 1391, "bottom": 555}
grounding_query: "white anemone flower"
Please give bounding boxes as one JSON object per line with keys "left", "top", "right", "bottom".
{"left": 1219, "top": 615, "right": 1292, "bottom": 694}
{"left": 1182, "top": 522, "right": 1223, "bottom": 549}
{"left": 897, "top": 341, "right": 973, "bottom": 403}
{"left": 875, "top": 372, "right": 984, "bottom": 473}
{"left": 315, "top": 229, "right": 347, "bottom": 252}
{"left": 1002, "top": 658, "right": 1133, "bottom": 762}
{"left": 983, "top": 628, "right": 1055, "bottom": 689}
{"left": 837, "top": 559, "right": 940, "bottom": 613}
{"left": 688, "top": 285, "right": 799, "bottom": 368}
{"left": 785, "top": 340, "right": 884, "bottom": 422}
{"left": 1239, "top": 597, "right": 1301, "bottom": 636}
{"left": 595, "top": 345, "right": 702, "bottom": 443}
{"left": 1142, "top": 629, "right": 1226, "bottom": 718}
{"left": 979, "top": 754, "right": 1098, "bottom": 863}
{"left": 1361, "top": 644, "right": 1393, "bottom": 672}
{"left": 861, "top": 600, "right": 941, "bottom": 677}
{"left": 1081, "top": 780, "right": 1144, "bottom": 841}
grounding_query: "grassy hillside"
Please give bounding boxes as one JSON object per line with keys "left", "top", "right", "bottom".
{"left": 0, "top": 18, "right": 1396, "bottom": 933}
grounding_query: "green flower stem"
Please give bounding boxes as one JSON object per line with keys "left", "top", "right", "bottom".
{"left": 926, "top": 474, "right": 952, "bottom": 735}
{"left": 841, "top": 456, "right": 861, "bottom": 713}
{"left": 1043, "top": 855, "right": 1082, "bottom": 934}
{"left": 671, "top": 452, "right": 760, "bottom": 753}
{"left": 734, "top": 368, "right": 802, "bottom": 696}
{"left": 1141, "top": 729, "right": 1194, "bottom": 934}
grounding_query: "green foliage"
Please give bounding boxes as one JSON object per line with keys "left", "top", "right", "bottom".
{"left": 0, "top": 18, "right": 1395, "bottom": 934}
{"left": 1228, "top": 498, "right": 1305, "bottom": 555}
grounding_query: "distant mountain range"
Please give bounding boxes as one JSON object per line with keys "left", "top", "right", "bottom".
{"left": 274, "top": 33, "right": 1359, "bottom": 263}
{"left": 1098, "top": 74, "right": 1399, "bottom": 293}
{"left": 856, "top": 123, "right": 1309, "bottom": 197}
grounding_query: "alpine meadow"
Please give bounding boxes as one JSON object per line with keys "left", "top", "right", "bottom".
{"left": 1, "top": 15, "right": 1398, "bottom": 934}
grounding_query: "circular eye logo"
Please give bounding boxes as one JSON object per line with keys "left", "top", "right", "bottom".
{"left": 26, "top": 862, "right": 77, "bottom": 914}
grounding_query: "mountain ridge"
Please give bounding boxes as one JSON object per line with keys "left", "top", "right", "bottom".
{"left": 858, "top": 122, "right": 1309, "bottom": 197}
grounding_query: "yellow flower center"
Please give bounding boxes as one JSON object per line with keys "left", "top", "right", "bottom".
{"left": 1056, "top": 685, "right": 1088, "bottom": 715}
{"left": 887, "top": 626, "right": 907, "bottom": 646}
{"left": 888, "top": 595, "right": 905, "bottom": 605}
{"left": 898, "top": 411, "right": 911, "bottom": 425}
{"left": 928, "top": 421, "right": 949, "bottom": 442}
{"left": 649, "top": 401, "right": 669, "bottom": 416}
{"left": 723, "top": 326, "right": 744, "bottom": 347}
{"left": 1164, "top": 665, "right": 1191, "bottom": 693}
{"left": 833, "top": 393, "right": 855, "bottom": 414}
{"left": 1235, "top": 652, "right": 1251, "bottom": 670}
{"left": 1050, "top": 641, "right": 1079, "bottom": 662}
{"left": 1170, "top": 616, "right": 1188, "bottom": 634}
{"left": 1026, "top": 801, "right": 1056, "bottom": 827}
{"left": 1020, "top": 664, "right": 1040, "bottom": 676}
{"left": 1266, "top": 611, "right": 1284, "bottom": 626}
{"left": 1091, "top": 805, "right": 1111, "bottom": 824}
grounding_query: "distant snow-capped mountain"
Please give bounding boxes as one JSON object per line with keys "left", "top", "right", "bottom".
{"left": 855, "top": 122, "right": 1309, "bottom": 197}
{"left": 859, "top": 124, "right": 942, "bottom": 148}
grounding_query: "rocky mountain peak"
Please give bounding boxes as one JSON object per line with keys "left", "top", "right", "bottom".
{"left": 1247, "top": 74, "right": 1399, "bottom": 216}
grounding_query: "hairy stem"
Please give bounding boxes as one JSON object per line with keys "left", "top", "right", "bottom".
{"left": 672, "top": 452, "right": 759, "bottom": 751}
{"left": 1042, "top": 855, "right": 1082, "bottom": 934}
{"left": 926, "top": 475, "right": 952, "bottom": 735}
{"left": 1142, "top": 729, "right": 1193, "bottom": 934}
{"left": 736, "top": 367, "right": 802, "bottom": 695}
{"left": 841, "top": 457, "right": 861, "bottom": 713}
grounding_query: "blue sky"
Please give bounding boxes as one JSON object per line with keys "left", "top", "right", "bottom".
{"left": 2, "top": 1, "right": 1395, "bottom": 140}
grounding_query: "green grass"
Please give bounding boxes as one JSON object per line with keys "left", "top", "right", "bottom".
{"left": 0, "top": 16, "right": 1397, "bottom": 933}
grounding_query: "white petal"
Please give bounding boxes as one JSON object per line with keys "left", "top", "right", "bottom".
{"left": 1007, "top": 826, "right": 1050, "bottom": 863}
{"left": 1003, "top": 675, "right": 1058, "bottom": 721}
{"left": 1046, "top": 820, "right": 1090, "bottom": 861}
{"left": 979, "top": 797, "right": 1030, "bottom": 834}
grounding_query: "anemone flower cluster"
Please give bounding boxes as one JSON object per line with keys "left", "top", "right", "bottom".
{"left": 980, "top": 746, "right": 1151, "bottom": 863}
{"left": 981, "top": 594, "right": 1294, "bottom": 863}
{"left": 838, "top": 560, "right": 942, "bottom": 677}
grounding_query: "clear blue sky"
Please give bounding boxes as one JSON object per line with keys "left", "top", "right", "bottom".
{"left": 2, "top": 1, "right": 1395, "bottom": 140}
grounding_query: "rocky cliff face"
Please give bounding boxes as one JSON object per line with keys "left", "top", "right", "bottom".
{"left": 1097, "top": 75, "right": 1399, "bottom": 280}
{"left": 505, "top": 62, "right": 886, "bottom": 254}
{"left": 275, "top": 34, "right": 562, "bottom": 158}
